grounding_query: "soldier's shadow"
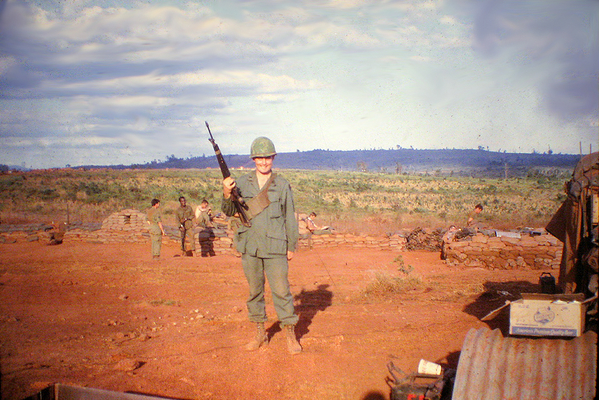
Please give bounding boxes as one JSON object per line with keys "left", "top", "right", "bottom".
{"left": 265, "top": 284, "right": 334, "bottom": 340}
{"left": 198, "top": 227, "right": 216, "bottom": 257}
{"left": 294, "top": 284, "right": 333, "bottom": 339}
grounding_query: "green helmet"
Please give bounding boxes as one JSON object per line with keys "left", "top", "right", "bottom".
{"left": 250, "top": 137, "right": 277, "bottom": 158}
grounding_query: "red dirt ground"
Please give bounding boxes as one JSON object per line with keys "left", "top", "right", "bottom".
{"left": 0, "top": 240, "right": 544, "bottom": 400}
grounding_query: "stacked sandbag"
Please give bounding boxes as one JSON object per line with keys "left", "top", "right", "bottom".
{"left": 297, "top": 232, "right": 407, "bottom": 251}
{"left": 444, "top": 232, "right": 562, "bottom": 270}
{"left": 95, "top": 209, "right": 149, "bottom": 243}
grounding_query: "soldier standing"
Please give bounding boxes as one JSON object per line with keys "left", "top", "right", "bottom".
{"left": 196, "top": 199, "right": 215, "bottom": 257}
{"left": 221, "top": 137, "right": 302, "bottom": 354}
{"left": 175, "top": 196, "right": 196, "bottom": 256}
{"left": 147, "top": 199, "right": 166, "bottom": 260}
{"left": 195, "top": 199, "right": 213, "bottom": 228}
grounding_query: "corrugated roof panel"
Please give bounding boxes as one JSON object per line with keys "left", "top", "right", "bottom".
{"left": 452, "top": 328, "right": 597, "bottom": 400}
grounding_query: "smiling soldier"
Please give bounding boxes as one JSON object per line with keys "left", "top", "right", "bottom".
{"left": 221, "top": 137, "right": 302, "bottom": 354}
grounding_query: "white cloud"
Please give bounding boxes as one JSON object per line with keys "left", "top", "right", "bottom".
{"left": 439, "top": 15, "right": 457, "bottom": 25}
{"left": 0, "top": 0, "right": 596, "bottom": 169}
{"left": 0, "top": 134, "right": 121, "bottom": 148}
{"left": 409, "top": 55, "right": 432, "bottom": 62}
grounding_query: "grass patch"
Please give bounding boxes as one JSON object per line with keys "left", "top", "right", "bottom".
{"left": 363, "top": 271, "right": 423, "bottom": 297}
{"left": 393, "top": 255, "right": 414, "bottom": 275}
{"left": 0, "top": 168, "right": 565, "bottom": 232}
{"left": 427, "top": 280, "right": 487, "bottom": 302}
{"left": 150, "top": 299, "right": 180, "bottom": 307}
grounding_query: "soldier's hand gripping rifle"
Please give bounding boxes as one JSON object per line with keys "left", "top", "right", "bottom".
{"left": 205, "top": 121, "right": 251, "bottom": 227}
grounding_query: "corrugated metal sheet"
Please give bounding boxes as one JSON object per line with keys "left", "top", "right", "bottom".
{"left": 25, "top": 383, "right": 179, "bottom": 399}
{"left": 452, "top": 327, "right": 597, "bottom": 400}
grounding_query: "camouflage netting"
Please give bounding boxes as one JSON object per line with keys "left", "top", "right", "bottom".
{"left": 405, "top": 227, "right": 444, "bottom": 251}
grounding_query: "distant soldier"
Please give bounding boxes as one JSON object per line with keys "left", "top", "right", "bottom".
{"left": 48, "top": 222, "right": 67, "bottom": 245}
{"left": 305, "top": 212, "right": 334, "bottom": 235}
{"left": 195, "top": 199, "right": 214, "bottom": 229}
{"left": 296, "top": 212, "right": 313, "bottom": 249}
{"left": 147, "top": 199, "right": 166, "bottom": 260}
{"left": 466, "top": 204, "right": 484, "bottom": 229}
{"left": 440, "top": 225, "right": 459, "bottom": 260}
{"left": 196, "top": 199, "right": 216, "bottom": 257}
{"left": 175, "top": 196, "right": 196, "bottom": 256}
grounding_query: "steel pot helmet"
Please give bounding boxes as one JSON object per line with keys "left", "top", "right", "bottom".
{"left": 250, "top": 136, "right": 277, "bottom": 158}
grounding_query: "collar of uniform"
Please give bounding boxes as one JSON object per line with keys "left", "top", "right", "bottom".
{"left": 249, "top": 171, "right": 277, "bottom": 186}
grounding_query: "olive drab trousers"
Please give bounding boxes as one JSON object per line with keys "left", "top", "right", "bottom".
{"left": 242, "top": 254, "right": 299, "bottom": 326}
{"left": 150, "top": 233, "right": 162, "bottom": 257}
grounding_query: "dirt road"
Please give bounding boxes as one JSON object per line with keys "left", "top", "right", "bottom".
{"left": 0, "top": 241, "right": 543, "bottom": 399}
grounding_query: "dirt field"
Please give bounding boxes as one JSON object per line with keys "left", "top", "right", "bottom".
{"left": 0, "top": 240, "right": 545, "bottom": 400}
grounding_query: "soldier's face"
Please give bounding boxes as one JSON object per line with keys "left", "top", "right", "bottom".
{"left": 180, "top": 198, "right": 186, "bottom": 207}
{"left": 254, "top": 156, "right": 274, "bottom": 175}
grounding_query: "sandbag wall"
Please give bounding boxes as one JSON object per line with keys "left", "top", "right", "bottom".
{"left": 1, "top": 215, "right": 565, "bottom": 269}
{"left": 93, "top": 208, "right": 148, "bottom": 243}
{"left": 298, "top": 233, "right": 407, "bottom": 251}
{"left": 444, "top": 233, "right": 562, "bottom": 270}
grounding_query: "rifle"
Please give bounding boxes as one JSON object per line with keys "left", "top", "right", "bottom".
{"left": 205, "top": 121, "right": 251, "bottom": 227}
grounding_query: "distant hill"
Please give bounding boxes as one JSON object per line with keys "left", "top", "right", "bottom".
{"left": 95, "top": 148, "right": 582, "bottom": 178}
{"left": 0, "top": 164, "right": 29, "bottom": 172}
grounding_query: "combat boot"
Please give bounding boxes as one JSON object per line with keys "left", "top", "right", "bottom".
{"left": 285, "top": 325, "right": 302, "bottom": 355}
{"left": 245, "top": 322, "right": 268, "bottom": 351}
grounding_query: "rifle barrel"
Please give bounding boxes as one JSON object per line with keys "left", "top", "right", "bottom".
{"left": 204, "top": 121, "right": 251, "bottom": 227}
{"left": 205, "top": 121, "right": 215, "bottom": 142}
{"left": 205, "top": 121, "right": 231, "bottom": 178}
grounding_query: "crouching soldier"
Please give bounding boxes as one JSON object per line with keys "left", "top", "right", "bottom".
{"left": 48, "top": 222, "right": 66, "bottom": 245}
{"left": 221, "top": 136, "right": 302, "bottom": 354}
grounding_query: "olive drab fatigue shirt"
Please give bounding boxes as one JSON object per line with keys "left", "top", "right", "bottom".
{"left": 222, "top": 172, "right": 299, "bottom": 258}
{"left": 175, "top": 205, "right": 194, "bottom": 228}
{"left": 147, "top": 207, "right": 162, "bottom": 235}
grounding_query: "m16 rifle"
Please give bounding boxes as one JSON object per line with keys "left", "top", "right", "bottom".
{"left": 206, "top": 121, "right": 251, "bottom": 227}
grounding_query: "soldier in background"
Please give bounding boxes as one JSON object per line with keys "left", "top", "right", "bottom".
{"left": 48, "top": 221, "right": 67, "bottom": 245}
{"left": 147, "top": 199, "right": 166, "bottom": 260}
{"left": 196, "top": 199, "right": 216, "bottom": 257}
{"left": 195, "top": 199, "right": 213, "bottom": 229}
{"left": 305, "top": 212, "right": 334, "bottom": 235}
{"left": 175, "top": 196, "right": 196, "bottom": 256}
{"left": 466, "top": 204, "right": 484, "bottom": 230}
{"left": 296, "top": 212, "right": 313, "bottom": 249}
{"left": 440, "top": 225, "right": 459, "bottom": 260}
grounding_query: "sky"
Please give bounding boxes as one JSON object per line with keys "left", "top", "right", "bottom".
{"left": 0, "top": 0, "right": 597, "bottom": 169}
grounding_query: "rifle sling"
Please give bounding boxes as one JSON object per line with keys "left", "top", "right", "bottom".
{"left": 245, "top": 173, "right": 276, "bottom": 220}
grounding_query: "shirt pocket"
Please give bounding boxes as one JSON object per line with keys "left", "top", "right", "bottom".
{"left": 265, "top": 186, "right": 286, "bottom": 253}
{"left": 267, "top": 189, "right": 284, "bottom": 225}
{"left": 267, "top": 202, "right": 286, "bottom": 238}
{"left": 266, "top": 191, "right": 287, "bottom": 252}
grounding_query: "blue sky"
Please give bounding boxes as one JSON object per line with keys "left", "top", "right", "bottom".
{"left": 0, "top": 0, "right": 597, "bottom": 169}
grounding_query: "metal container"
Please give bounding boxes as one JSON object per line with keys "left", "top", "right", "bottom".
{"left": 452, "top": 327, "right": 597, "bottom": 400}
{"left": 24, "top": 384, "right": 180, "bottom": 400}
{"left": 539, "top": 272, "right": 556, "bottom": 294}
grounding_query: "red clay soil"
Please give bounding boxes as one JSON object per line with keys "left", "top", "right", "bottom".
{"left": 0, "top": 241, "right": 544, "bottom": 400}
